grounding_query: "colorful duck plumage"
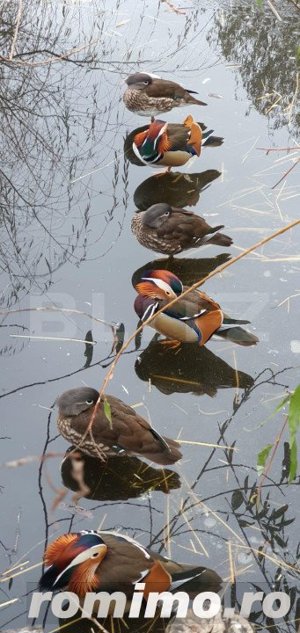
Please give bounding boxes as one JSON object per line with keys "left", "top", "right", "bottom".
{"left": 134, "top": 270, "right": 258, "bottom": 347}
{"left": 131, "top": 115, "right": 222, "bottom": 169}
{"left": 39, "top": 530, "right": 221, "bottom": 601}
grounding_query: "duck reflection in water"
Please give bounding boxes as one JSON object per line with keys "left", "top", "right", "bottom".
{"left": 133, "top": 169, "right": 220, "bottom": 210}
{"left": 132, "top": 254, "right": 231, "bottom": 289}
{"left": 135, "top": 339, "right": 254, "bottom": 397}
{"left": 61, "top": 448, "right": 181, "bottom": 501}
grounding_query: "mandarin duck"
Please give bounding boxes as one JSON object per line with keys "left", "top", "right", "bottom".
{"left": 39, "top": 530, "right": 221, "bottom": 601}
{"left": 56, "top": 387, "right": 181, "bottom": 465}
{"left": 61, "top": 448, "right": 181, "bottom": 501}
{"left": 127, "top": 116, "right": 223, "bottom": 169}
{"left": 131, "top": 203, "right": 232, "bottom": 255}
{"left": 123, "top": 72, "right": 207, "bottom": 117}
{"left": 134, "top": 270, "right": 258, "bottom": 347}
{"left": 166, "top": 608, "right": 254, "bottom": 633}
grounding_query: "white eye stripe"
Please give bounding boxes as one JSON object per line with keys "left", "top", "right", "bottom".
{"left": 142, "top": 277, "right": 175, "bottom": 295}
{"left": 52, "top": 544, "right": 107, "bottom": 587}
{"left": 156, "top": 123, "right": 168, "bottom": 138}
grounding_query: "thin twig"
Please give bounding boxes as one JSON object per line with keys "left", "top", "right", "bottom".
{"left": 257, "top": 146, "right": 300, "bottom": 152}
{"left": 267, "top": 0, "right": 282, "bottom": 21}
{"left": 4, "top": 40, "right": 98, "bottom": 67}
{"left": 9, "top": 0, "right": 23, "bottom": 60}
{"left": 272, "top": 157, "right": 300, "bottom": 189}
{"left": 9, "top": 335, "right": 96, "bottom": 345}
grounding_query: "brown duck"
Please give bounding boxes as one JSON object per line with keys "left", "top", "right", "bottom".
{"left": 131, "top": 203, "right": 232, "bottom": 255}
{"left": 123, "top": 72, "right": 207, "bottom": 117}
{"left": 56, "top": 387, "right": 181, "bottom": 465}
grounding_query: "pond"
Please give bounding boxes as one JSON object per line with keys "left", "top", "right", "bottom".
{"left": 0, "top": 0, "right": 299, "bottom": 631}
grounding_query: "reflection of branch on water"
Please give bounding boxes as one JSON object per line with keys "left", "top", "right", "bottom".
{"left": 0, "top": 1, "right": 130, "bottom": 308}
{"left": 210, "top": 3, "right": 299, "bottom": 136}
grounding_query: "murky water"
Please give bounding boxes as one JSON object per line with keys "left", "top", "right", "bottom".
{"left": 0, "top": 0, "right": 299, "bottom": 631}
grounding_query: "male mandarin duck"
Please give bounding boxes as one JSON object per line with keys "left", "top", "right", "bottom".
{"left": 134, "top": 270, "right": 258, "bottom": 347}
{"left": 131, "top": 203, "right": 232, "bottom": 255}
{"left": 39, "top": 530, "right": 221, "bottom": 601}
{"left": 56, "top": 387, "right": 181, "bottom": 465}
{"left": 131, "top": 116, "right": 223, "bottom": 169}
{"left": 123, "top": 72, "right": 207, "bottom": 117}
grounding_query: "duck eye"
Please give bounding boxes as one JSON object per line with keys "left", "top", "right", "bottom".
{"left": 142, "top": 80, "right": 149, "bottom": 85}
{"left": 85, "top": 400, "right": 94, "bottom": 406}
{"left": 91, "top": 551, "right": 100, "bottom": 558}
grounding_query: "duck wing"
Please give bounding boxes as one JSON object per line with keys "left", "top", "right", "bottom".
{"left": 155, "top": 207, "right": 227, "bottom": 248}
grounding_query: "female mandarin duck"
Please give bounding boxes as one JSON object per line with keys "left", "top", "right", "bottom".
{"left": 39, "top": 530, "right": 221, "bottom": 600}
{"left": 123, "top": 72, "right": 207, "bottom": 117}
{"left": 131, "top": 203, "right": 232, "bottom": 255}
{"left": 134, "top": 270, "right": 258, "bottom": 347}
{"left": 132, "top": 115, "right": 222, "bottom": 169}
{"left": 56, "top": 387, "right": 181, "bottom": 465}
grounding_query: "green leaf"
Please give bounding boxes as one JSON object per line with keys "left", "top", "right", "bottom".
{"left": 288, "top": 385, "right": 300, "bottom": 481}
{"left": 288, "top": 386, "right": 300, "bottom": 435}
{"left": 289, "top": 440, "right": 297, "bottom": 482}
{"left": 257, "top": 444, "right": 273, "bottom": 476}
{"left": 104, "top": 398, "right": 113, "bottom": 429}
{"left": 256, "top": 0, "right": 263, "bottom": 7}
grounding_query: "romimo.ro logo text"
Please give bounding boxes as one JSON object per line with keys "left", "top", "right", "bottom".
{"left": 29, "top": 585, "right": 291, "bottom": 620}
